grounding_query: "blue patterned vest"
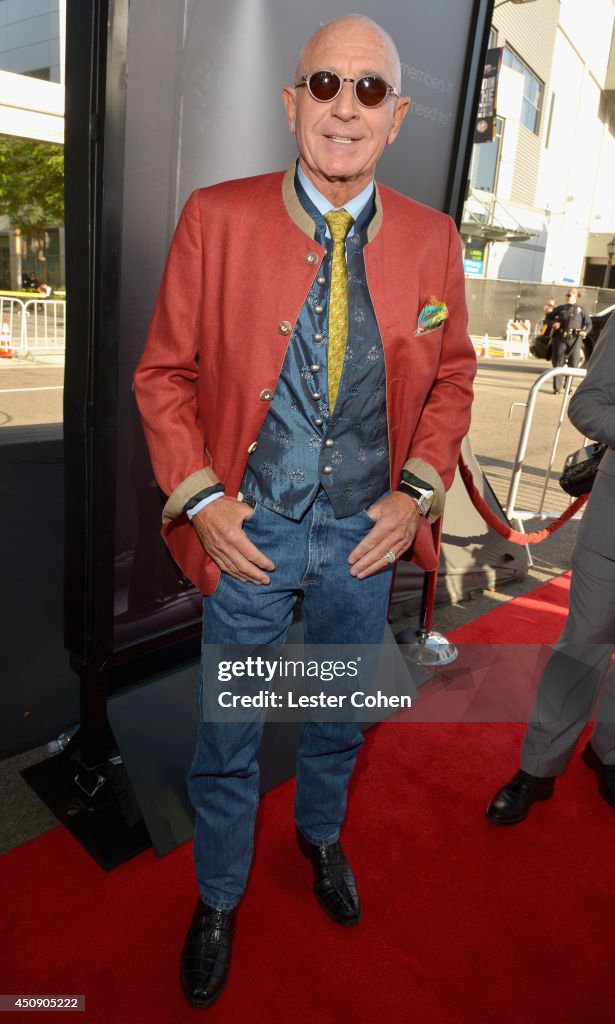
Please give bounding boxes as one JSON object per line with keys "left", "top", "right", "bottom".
{"left": 240, "top": 174, "right": 389, "bottom": 519}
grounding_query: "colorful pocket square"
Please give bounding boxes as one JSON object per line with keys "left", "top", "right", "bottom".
{"left": 414, "top": 296, "right": 448, "bottom": 336}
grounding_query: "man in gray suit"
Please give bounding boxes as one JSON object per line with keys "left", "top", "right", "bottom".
{"left": 487, "top": 313, "right": 615, "bottom": 824}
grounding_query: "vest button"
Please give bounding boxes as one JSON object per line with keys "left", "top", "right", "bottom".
{"left": 324, "top": 439, "right": 333, "bottom": 447}
{"left": 278, "top": 320, "right": 292, "bottom": 335}
{"left": 314, "top": 305, "right": 324, "bottom": 314}
{"left": 322, "top": 466, "right": 333, "bottom": 474}
{"left": 259, "top": 389, "right": 274, "bottom": 401}
{"left": 317, "top": 276, "right": 326, "bottom": 285}
{"left": 314, "top": 418, "right": 323, "bottom": 426}
{"left": 304, "top": 252, "right": 318, "bottom": 265}
{"left": 311, "top": 392, "right": 321, "bottom": 401}
{"left": 313, "top": 333, "right": 324, "bottom": 342}
{"left": 310, "top": 364, "right": 321, "bottom": 372}
{"left": 247, "top": 442, "right": 258, "bottom": 453}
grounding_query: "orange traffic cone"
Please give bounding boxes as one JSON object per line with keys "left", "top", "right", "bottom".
{"left": 0, "top": 319, "right": 13, "bottom": 358}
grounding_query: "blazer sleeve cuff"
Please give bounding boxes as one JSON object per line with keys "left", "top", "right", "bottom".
{"left": 400, "top": 457, "right": 445, "bottom": 523}
{"left": 162, "top": 467, "right": 222, "bottom": 523}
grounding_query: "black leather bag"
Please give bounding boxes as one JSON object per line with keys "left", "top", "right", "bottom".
{"left": 530, "top": 333, "right": 552, "bottom": 360}
{"left": 559, "top": 442, "right": 607, "bottom": 497}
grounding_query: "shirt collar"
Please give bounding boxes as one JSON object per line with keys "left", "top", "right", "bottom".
{"left": 296, "top": 164, "right": 374, "bottom": 236}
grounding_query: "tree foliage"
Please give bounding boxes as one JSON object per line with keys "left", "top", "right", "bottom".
{"left": 0, "top": 137, "right": 64, "bottom": 236}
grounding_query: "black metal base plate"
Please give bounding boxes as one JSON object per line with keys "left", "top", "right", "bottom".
{"left": 21, "top": 749, "right": 152, "bottom": 872}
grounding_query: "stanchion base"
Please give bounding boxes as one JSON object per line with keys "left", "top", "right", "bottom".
{"left": 21, "top": 733, "right": 152, "bottom": 871}
{"left": 396, "top": 629, "right": 459, "bottom": 667}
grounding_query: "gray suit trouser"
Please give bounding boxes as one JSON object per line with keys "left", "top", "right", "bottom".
{"left": 521, "top": 541, "right": 615, "bottom": 776}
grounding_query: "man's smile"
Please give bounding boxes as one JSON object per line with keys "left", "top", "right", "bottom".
{"left": 324, "top": 134, "right": 359, "bottom": 144}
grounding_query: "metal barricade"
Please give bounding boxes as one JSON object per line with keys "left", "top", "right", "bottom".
{"left": 0, "top": 294, "right": 66, "bottom": 356}
{"left": 22, "top": 299, "right": 66, "bottom": 353}
{"left": 505, "top": 366, "right": 587, "bottom": 543}
{"left": 0, "top": 296, "right": 25, "bottom": 356}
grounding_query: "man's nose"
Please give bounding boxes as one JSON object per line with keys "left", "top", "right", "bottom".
{"left": 330, "top": 80, "right": 359, "bottom": 118}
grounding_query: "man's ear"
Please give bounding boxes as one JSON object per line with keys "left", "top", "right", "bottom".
{"left": 282, "top": 86, "right": 297, "bottom": 134}
{"left": 387, "top": 96, "right": 411, "bottom": 145}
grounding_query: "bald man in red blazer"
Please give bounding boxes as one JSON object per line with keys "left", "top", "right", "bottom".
{"left": 135, "top": 14, "right": 475, "bottom": 1010}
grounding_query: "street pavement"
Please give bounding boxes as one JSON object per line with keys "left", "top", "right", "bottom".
{"left": 0, "top": 354, "right": 64, "bottom": 431}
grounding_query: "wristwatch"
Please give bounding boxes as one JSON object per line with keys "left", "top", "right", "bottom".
{"left": 398, "top": 472, "right": 435, "bottom": 516}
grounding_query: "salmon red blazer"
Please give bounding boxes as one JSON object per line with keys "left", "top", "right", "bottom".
{"left": 134, "top": 167, "right": 476, "bottom": 594}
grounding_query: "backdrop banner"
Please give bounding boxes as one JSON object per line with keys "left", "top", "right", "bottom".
{"left": 111, "top": 0, "right": 483, "bottom": 653}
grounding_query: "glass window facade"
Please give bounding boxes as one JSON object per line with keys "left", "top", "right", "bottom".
{"left": 502, "top": 46, "right": 542, "bottom": 135}
{"left": 0, "top": 0, "right": 61, "bottom": 83}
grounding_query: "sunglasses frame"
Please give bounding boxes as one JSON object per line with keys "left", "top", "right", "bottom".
{"left": 295, "top": 69, "right": 400, "bottom": 108}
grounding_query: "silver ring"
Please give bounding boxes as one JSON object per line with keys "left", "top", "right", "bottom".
{"left": 383, "top": 550, "right": 396, "bottom": 564}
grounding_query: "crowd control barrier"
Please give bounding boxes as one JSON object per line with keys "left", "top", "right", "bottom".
{"left": 504, "top": 365, "right": 587, "bottom": 537}
{"left": 0, "top": 294, "right": 66, "bottom": 355}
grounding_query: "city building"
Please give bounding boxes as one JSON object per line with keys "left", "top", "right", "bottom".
{"left": 462, "top": 0, "right": 615, "bottom": 289}
{"left": 0, "top": 0, "right": 65, "bottom": 289}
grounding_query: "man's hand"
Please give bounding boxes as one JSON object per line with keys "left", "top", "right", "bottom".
{"left": 190, "top": 497, "right": 275, "bottom": 584}
{"left": 348, "top": 491, "right": 420, "bottom": 579}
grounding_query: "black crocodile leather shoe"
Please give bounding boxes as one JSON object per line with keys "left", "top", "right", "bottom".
{"left": 180, "top": 901, "right": 235, "bottom": 1009}
{"left": 298, "top": 830, "right": 361, "bottom": 926}
{"left": 486, "top": 770, "right": 555, "bottom": 825}
{"left": 582, "top": 742, "right": 615, "bottom": 809}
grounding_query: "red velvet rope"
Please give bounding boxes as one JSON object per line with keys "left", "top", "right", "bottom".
{"left": 458, "top": 454, "right": 588, "bottom": 545}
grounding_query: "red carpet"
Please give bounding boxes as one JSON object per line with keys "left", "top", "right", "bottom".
{"left": 3, "top": 575, "right": 615, "bottom": 1024}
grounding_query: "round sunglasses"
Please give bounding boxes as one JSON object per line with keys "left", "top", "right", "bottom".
{"left": 294, "top": 69, "right": 400, "bottom": 108}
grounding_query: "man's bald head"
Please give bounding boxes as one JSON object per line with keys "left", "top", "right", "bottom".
{"left": 296, "top": 15, "right": 403, "bottom": 92}
{"left": 283, "top": 14, "right": 410, "bottom": 205}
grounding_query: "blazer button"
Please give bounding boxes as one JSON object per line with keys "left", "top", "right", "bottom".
{"left": 310, "top": 364, "right": 321, "bottom": 372}
{"left": 278, "top": 320, "right": 292, "bottom": 335}
{"left": 324, "top": 439, "right": 333, "bottom": 447}
{"left": 247, "top": 441, "right": 258, "bottom": 453}
{"left": 259, "top": 389, "right": 274, "bottom": 401}
{"left": 322, "top": 465, "right": 333, "bottom": 474}
{"left": 314, "top": 418, "right": 323, "bottom": 426}
{"left": 311, "top": 392, "right": 321, "bottom": 401}
{"left": 314, "top": 305, "right": 324, "bottom": 314}
{"left": 304, "top": 252, "right": 318, "bottom": 265}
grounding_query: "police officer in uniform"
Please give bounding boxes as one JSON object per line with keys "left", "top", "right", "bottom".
{"left": 547, "top": 287, "right": 591, "bottom": 393}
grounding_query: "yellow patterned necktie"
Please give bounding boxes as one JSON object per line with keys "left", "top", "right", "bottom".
{"left": 324, "top": 209, "right": 354, "bottom": 411}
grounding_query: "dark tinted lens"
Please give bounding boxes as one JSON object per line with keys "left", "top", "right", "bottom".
{"left": 355, "top": 75, "right": 388, "bottom": 106}
{"left": 308, "top": 71, "right": 341, "bottom": 101}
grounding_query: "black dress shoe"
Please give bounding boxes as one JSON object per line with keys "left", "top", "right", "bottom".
{"left": 298, "top": 830, "right": 361, "bottom": 926}
{"left": 582, "top": 743, "right": 615, "bottom": 809}
{"left": 486, "top": 770, "right": 555, "bottom": 825}
{"left": 180, "top": 900, "right": 235, "bottom": 1008}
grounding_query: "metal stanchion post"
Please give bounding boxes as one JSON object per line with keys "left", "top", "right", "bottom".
{"left": 396, "top": 519, "right": 458, "bottom": 666}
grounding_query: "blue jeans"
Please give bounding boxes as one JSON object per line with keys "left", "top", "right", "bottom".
{"left": 187, "top": 491, "right": 393, "bottom": 909}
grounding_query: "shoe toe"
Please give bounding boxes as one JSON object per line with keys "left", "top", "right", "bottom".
{"left": 180, "top": 903, "right": 234, "bottom": 1008}
{"left": 299, "top": 833, "right": 361, "bottom": 926}
{"left": 315, "top": 870, "right": 361, "bottom": 925}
